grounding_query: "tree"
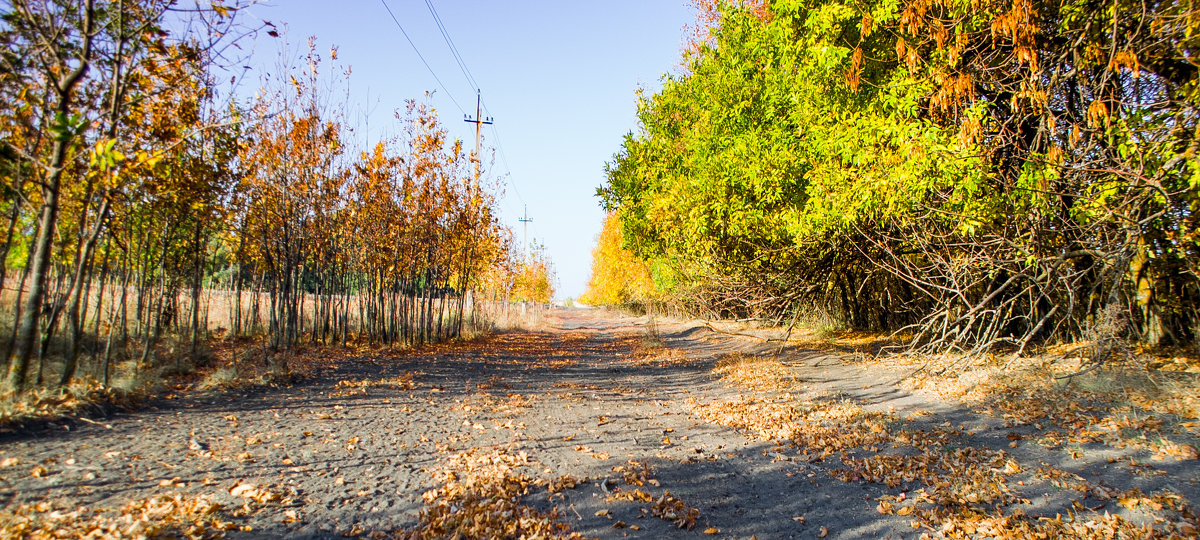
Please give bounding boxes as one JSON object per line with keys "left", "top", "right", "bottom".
{"left": 600, "top": 0, "right": 1199, "bottom": 353}
{"left": 581, "top": 212, "right": 656, "bottom": 307}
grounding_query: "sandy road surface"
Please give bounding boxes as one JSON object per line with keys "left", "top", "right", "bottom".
{"left": 2, "top": 309, "right": 1196, "bottom": 538}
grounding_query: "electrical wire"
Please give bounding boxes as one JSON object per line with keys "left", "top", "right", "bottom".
{"left": 487, "top": 121, "right": 524, "bottom": 207}
{"left": 378, "top": 0, "right": 466, "bottom": 115}
{"left": 423, "top": 0, "right": 479, "bottom": 92}
{"left": 384, "top": 0, "right": 528, "bottom": 224}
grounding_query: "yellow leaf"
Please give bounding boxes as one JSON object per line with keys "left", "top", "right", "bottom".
{"left": 704, "top": 527, "right": 720, "bottom": 534}
{"left": 230, "top": 483, "right": 256, "bottom": 497}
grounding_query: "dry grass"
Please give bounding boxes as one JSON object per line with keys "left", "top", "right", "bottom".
{"left": 887, "top": 348, "right": 1200, "bottom": 463}
{"left": 897, "top": 349, "right": 1200, "bottom": 420}
{"left": 693, "top": 351, "right": 1199, "bottom": 538}
{"left": 480, "top": 303, "right": 552, "bottom": 332}
{"left": 785, "top": 328, "right": 910, "bottom": 355}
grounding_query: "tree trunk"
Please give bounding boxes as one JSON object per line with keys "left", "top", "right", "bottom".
{"left": 59, "top": 198, "right": 110, "bottom": 387}
{"left": 6, "top": 0, "right": 95, "bottom": 393}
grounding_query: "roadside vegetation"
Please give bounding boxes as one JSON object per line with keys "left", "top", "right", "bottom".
{"left": 591, "top": 0, "right": 1199, "bottom": 358}
{"left": 0, "top": 1, "right": 553, "bottom": 426}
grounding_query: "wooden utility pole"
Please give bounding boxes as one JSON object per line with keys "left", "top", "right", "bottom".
{"left": 463, "top": 90, "right": 492, "bottom": 176}
{"left": 519, "top": 205, "right": 532, "bottom": 261}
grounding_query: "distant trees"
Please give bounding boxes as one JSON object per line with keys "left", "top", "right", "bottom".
{"left": 581, "top": 212, "right": 656, "bottom": 308}
{"left": 0, "top": 2, "right": 524, "bottom": 394}
{"left": 598, "top": 0, "right": 1200, "bottom": 353}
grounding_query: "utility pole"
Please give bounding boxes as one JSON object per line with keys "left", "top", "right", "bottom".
{"left": 519, "top": 205, "right": 532, "bottom": 262}
{"left": 463, "top": 90, "right": 492, "bottom": 177}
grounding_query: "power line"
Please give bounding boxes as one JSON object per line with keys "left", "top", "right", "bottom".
{"left": 476, "top": 96, "right": 523, "bottom": 206}
{"left": 423, "top": 0, "right": 479, "bottom": 92}
{"left": 378, "top": 0, "right": 466, "bottom": 115}
{"left": 383, "top": 0, "right": 527, "bottom": 225}
{"left": 411, "top": 2, "right": 523, "bottom": 208}
{"left": 487, "top": 122, "right": 524, "bottom": 206}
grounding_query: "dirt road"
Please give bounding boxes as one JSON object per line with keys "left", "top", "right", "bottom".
{"left": 1, "top": 309, "right": 1196, "bottom": 538}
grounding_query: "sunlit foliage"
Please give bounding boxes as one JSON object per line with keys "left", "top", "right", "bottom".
{"left": 601, "top": 0, "right": 1200, "bottom": 354}
{"left": 0, "top": 2, "right": 523, "bottom": 394}
{"left": 580, "top": 212, "right": 657, "bottom": 307}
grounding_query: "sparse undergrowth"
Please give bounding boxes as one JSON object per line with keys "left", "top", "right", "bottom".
{"left": 0, "top": 340, "right": 337, "bottom": 432}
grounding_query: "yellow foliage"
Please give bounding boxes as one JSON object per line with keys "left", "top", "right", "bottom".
{"left": 512, "top": 257, "right": 554, "bottom": 304}
{"left": 581, "top": 212, "right": 656, "bottom": 306}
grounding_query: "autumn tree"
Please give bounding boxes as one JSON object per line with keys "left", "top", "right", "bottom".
{"left": 581, "top": 212, "right": 657, "bottom": 308}
{"left": 0, "top": 0, "right": 252, "bottom": 391}
{"left": 600, "top": 0, "right": 1200, "bottom": 354}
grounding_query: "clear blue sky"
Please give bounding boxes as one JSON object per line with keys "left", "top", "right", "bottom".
{"left": 238, "top": 1, "right": 696, "bottom": 300}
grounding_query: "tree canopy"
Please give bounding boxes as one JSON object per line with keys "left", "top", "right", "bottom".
{"left": 597, "top": 0, "right": 1200, "bottom": 353}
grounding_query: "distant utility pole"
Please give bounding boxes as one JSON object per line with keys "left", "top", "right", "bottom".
{"left": 463, "top": 89, "right": 492, "bottom": 175}
{"left": 519, "top": 205, "right": 532, "bottom": 262}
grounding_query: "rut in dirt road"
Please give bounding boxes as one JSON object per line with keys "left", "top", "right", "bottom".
{"left": 3, "top": 309, "right": 1196, "bottom": 539}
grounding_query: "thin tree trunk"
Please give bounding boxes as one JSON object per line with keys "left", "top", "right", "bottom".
{"left": 6, "top": 0, "right": 95, "bottom": 392}
{"left": 59, "top": 198, "right": 110, "bottom": 387}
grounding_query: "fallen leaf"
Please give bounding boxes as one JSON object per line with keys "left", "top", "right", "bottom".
{"left": 818, "top": 526, "right": 828, "bottom": 537}
{"left": 704, "top": 526, "right": 720, "bottom": 534}
{"left": 230, "top": 483, "right": 256, "bottom": 497}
